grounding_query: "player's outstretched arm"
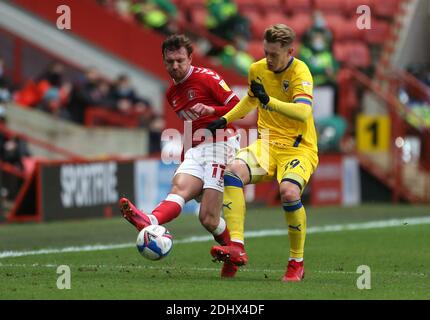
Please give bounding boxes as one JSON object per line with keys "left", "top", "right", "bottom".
{"left": 250, "top": 80, "right": 312, "bottom": 122}
{"left": 267, "top": 97, "right": 312, "bottom": 122}
{"left": 222, "top": 95, "right": 258, "bottom": 123}
{"left": 206, "top": 95, "right": 258, "bottom": 132}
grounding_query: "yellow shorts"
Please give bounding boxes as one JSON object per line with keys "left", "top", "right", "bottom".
{"left": 235, "top": 139, "right": 318, "bottom": 190}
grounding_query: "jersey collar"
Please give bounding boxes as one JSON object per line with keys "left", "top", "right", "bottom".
{"left": 173, "top": 65, "right": 194, "bottom": 85}
{"left": 274, "top": 57, "right": 294, "bottom": 74}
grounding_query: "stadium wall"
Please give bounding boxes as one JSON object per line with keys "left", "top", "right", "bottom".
{"left": 6, "top": 103, "right": 149, "bottom": 159}
{"left": 6, "top": 157, "right": 199, "bottom": 222}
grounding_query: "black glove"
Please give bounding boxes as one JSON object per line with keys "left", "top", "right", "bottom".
{"left": 250, "top": 80, "right": 270, "bottom": 105}
{"left": 206, "top": 117, "right": 227, "bottom": 133}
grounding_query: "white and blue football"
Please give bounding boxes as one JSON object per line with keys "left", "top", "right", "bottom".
{"left": 136, "top": 225, "right": 173, "bottom": 261}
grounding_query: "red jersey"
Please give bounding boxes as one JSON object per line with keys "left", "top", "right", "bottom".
{"left": 166, "top": 66, "right": 239, "bottom": 146}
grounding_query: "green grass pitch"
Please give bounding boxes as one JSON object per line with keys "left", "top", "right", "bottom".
{"left": 0, "top": 205, "right": 429, "bottom": 299}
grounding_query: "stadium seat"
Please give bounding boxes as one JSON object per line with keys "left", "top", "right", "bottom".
{"left": 364, "top": 19, "right": 391, "bottom": 45}
{"left": 335, "top": 42, "right": 371, "bottom": 68}
{"left": 327, "top": 15, "right": 365, "bottom": 41}
{"left": 241, "top": 8, "right": 264, "bottom": 23}
{"left": 287, "top": 13, "right": 312, "bottom": 39}
{"left": 241, "top": 8, "right": 264, "bottom": 37}
{"left": 324, "top": 13, "right": 346, "bottom": 32}
{"left": 314, "top": 0, "right": 347, "bottom": 14}
{"left": 284, "top": 0, "right": 312, "bottom": 15}
{"left": 374, "top": 0, "right": 401, "bottom": 18}
{"left": 258, "top": 0, "right": 283, "bottom": 14}
{"left": 247, "top": 40, "right": 264, "bottom": 60}
{"left": 251, "top": 12, "right": 290, "bottom": 39}
{"left": 348, "top": 42, "right": 371, "bottom": 68}
{"left": 344, "top": 0, "right": 374, "bottom": 16}
{"left": 181, "top": 0, "right": 206, "bottom": 10}
{"left": 333, "top": 42, "right": 349, "bottom": 64}
{"left": 236, "top": 0, "right": 258, "bottom": 12}
{"left": 190, "top": 7, "right": 207, "bottom": 28}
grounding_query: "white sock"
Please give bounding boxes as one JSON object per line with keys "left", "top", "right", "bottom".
{"left": 165, "top": 193, "right": 185, "bottom": 208}
{"left": 148, "top": 215, "right": 159, "bottom": 225}
{"left": 231, "top": 239, "right": 244, "bottom": 245}
{"left": 289, "top": 257, "right": 304, "bottom": 262}
{"left": 212, "top": 217, "right": 226, "bottom": 236}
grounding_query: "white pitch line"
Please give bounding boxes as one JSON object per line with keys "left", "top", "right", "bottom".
{"left": 1, "top": 216, "right": 430, "bottom": 259}
{"left": 0, "top": 263, "right": 427, "bottom": 278}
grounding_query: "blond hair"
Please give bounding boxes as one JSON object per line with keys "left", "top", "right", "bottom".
{"left": 264, "top": 24, "right": 296, "bottom": 47}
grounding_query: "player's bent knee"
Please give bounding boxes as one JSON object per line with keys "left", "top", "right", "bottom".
{"left": 227, "top": 161, "right": 250, "bottom": 184}
{"left": 280, "top": 185, "right": 301, "bottom": 202}
{"left": 198, "top": 210, "right": 218, "bottom": 231}
{"left": 170, "top": 176, "right": 203, "bottom": 201}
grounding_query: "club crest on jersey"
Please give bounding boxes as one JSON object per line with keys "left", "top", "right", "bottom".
{"left": 187, "top": 90, "right": 196, "bottom": 101}
{"left": 282, "top": 80, "right": 290, "bottom": 92}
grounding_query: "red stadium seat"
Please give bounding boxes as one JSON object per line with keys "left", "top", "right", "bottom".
{"left": 335, "top": 42, "right": 371, "bottom": 68}
{"left": 236, "top": 0, "right": 259, "bottom": 11}
{"left": 251, "top": 19, "right": 269, "bottom": 39}
{"left": 344, "top": 0, "right": 374, "bottom": 16}
{"left": 348, "top": 42, "right": 371, "bottom": 68}
{"left": 181, "top": 0, "right": 206, "bottom": 10}
{"left": 259, "top": 0, "right": 283, "bottom": 14}
{"left": 314, "top": 0, "right": 347, "bottom": 14}
{"left": 241, "top": 8, "right": 264, "bottom": 23}
{"left": 364, "top": 19, "right": 392, "bottom": 45}
{"left": 287, "top": 13, "right": 312, "bottom": 39}
{"left": 374, "top": 0, "right": 401, "bottom": 18}
{"left": 333, "top": 42, "right": 349, "bottom": 64}
{"left": 250, "top": 12, "right": 290, "bottom": 38}
{"left": 284, "top": 0, "right": 312, "bottom": 15}
{"left": 324, "top": 13, "right": 346, "bottom": 31}
{"left": 247, "top": 40, "right": 264, "bottom": 60}
{"left": 327, "top": 15, "right": 365, "bottom": 41}
{"left": 190, "top": 8, "right": 207, "bottom": 28}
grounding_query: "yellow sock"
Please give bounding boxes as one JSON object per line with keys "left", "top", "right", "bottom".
{"left": 283, "top": 200, "right": 307, "bottom": 259}
{"left": 223, "top": 172, "right": 246, "bottom": 243}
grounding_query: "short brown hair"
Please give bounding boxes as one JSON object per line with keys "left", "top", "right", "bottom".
{"left": 162, "top": 34, "right": 193, "bottom": 57}
{"left": 264, "top": 24, "right": 296, "bottom": 47}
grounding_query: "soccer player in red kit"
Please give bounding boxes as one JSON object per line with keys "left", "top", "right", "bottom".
{"left": 120, "top": 34, "right": 241, "bottom": 276}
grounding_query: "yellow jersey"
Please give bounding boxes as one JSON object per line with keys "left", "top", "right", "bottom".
{"left": 248, "top": 57, "right": 318, "bottom": 153}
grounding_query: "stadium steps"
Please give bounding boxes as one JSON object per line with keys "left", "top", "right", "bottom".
{"left": 357, "top": 151, "right": 430, "bottom": 203}
{"left": 403, "top": 164, "right": 430, "bottom": 201}
{"left": 5, "top": 102, "right": 149, "bottom": 159}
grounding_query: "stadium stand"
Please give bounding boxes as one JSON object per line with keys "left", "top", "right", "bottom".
{"left": 0, "top": 0, "right": 429, "bottom": 213}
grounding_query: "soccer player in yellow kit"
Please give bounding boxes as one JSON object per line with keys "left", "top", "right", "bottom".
{"left": 207, "top": 24, "right": 318, "bottom": 281}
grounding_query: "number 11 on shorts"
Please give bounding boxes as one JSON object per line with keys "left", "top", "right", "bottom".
{"left": 212, "top": 164, "right": 226, "bottom": 179}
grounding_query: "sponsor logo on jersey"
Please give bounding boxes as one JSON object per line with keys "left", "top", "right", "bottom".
{"left": 282, "top": 80, "right": 290, "bottom": 92}
{"left": 187, "top": 89, "right": 196, "bottom": 101}
{"left": 302, "top": 81, "right": 312, "bottom": 95}
{"left": 219, "top": 80, "right": 231, "bottom": 92}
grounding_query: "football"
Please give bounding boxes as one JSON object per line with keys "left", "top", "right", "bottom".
{"left": 136, "top": 225, "right": 173, "bottom": 260}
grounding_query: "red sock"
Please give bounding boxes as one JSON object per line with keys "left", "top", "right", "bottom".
{"left": 151, "top": 200, "right": 182, "bottom": 225}
{"left": 214, "top": 227, "right": 231, "bottom": 246}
